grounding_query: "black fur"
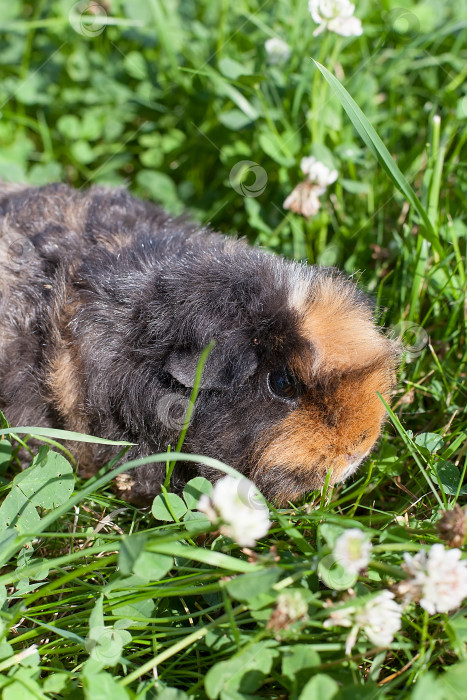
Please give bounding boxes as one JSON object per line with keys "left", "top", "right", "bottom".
{"left": 0, "top": 183, "right": 395, "bottom": 505}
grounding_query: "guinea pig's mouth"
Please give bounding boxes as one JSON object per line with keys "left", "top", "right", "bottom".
{"left": 335, "top": 453, "right": 368, "bottom": 481}
{"left": 252, "top": 451, "right": 371, "bottom": 505}
{"left": 252, "top": 465, "right": 324, "bottom": 505}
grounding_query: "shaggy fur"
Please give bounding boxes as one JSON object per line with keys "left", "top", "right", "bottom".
{"left": 0, "top": 183, "right": 399, "bottom": 505}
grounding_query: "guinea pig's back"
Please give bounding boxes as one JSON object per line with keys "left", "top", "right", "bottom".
{"left": 1, "top": 183, "right": 160, "bottom": 267}
{"left": 0, "top": 183, "right": 172, "bottom": 424}
{"left": 0, "top": 183, "right": 182, "bottom": 316}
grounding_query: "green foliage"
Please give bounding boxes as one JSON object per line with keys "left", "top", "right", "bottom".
{"left": 183, "top": 476, "right": 213, "bottom": 509}
{"left": 119, "top": 534, "right": 174, "bottom": 581}
{"left": 152, "top": 493, "right": 188, "bottom": 522}
{"left": 0, "top": 446, "right": 73, "bottom": 532}
{"left": 225, "top": 567, "right": 282, "bottom": 601}
{"left": 86, "top": 596, "right": 132, "bottom": 666}
{"left": 0, "top": 0, "right": 466, "bottom": 697}
{"left": 281, "top": 644, "right": 321, "bottom": 695}
{"left": 204, "top": 640, "right": 280, "bottom": 698}
{"left": 299, "top": 674, "right": 339, "bottom": 700}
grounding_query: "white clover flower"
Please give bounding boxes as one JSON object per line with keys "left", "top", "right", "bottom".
{"left": 197, "top": 475, "right": 271, "bottom": 547}
{"left": 283, "top": 181, "right": 325, "bottom": 218}
{"left": 355, "top": 591, "right": 402, "bottom": 649}
{"left": 401, "top": 544, "right": 467, "bottom": 614}
{"left": 265, "top": 37, "right": 291, "bottom": 65}
{"left": 300, "top": 156, "right": 338, "bottom": 187}
{"left": 267, "top": 590, "right": 309, "bottom": 634}
{"left": 323, "top": 604, "right": 354, "bottom": 630}
{"left": 308, "top": 0, "right": 363, "bottom": 37}
{"left": 324, "top": 591, "right": 402, "bottom": 654}
{"left": 333, "top": 528, "right": 372, "bottom": 575}
{"left": 276, "top": 590, "right": 309, "bottom": 621}
{"left": 284, "top": 157, "right": 338, "bottom": 218}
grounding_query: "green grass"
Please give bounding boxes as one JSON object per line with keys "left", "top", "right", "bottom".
{"left": 0, "top": 0, "right": 466, "bottom": 697}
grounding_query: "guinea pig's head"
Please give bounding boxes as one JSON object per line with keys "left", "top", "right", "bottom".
{"left": 158, "top": 248, "right": 400, "bottom": 505}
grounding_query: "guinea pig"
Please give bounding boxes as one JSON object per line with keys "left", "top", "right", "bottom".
{"left": 0, "top": 182, "right": 399, "bottom": 506}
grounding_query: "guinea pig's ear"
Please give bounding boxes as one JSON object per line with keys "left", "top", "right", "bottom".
{"left": 164, "top": 346, "right": 257, "bottom": 390}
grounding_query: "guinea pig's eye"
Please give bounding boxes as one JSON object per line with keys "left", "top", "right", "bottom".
{"left": 267, "top": 367, "right": 299, "bottom": 401}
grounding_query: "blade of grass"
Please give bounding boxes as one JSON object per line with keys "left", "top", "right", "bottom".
{"left": 378, "top": 393, "right": 443, "bottom": 508}
{"left": 427, "top": 115, "right": 445, "bottom": 226}
{"left": 165, "top": 340, "right": 216, "bottom": 485}
{"left": 147, "top": 541, "right": 259, "bottom": 573}
{"left": 0, "top": 426, "right": 134, "bottom": 445}
{"left": 120, "top": 562, "right": 302, "bottom": 687}
{"left": 313, "top": 61, "right": 442, "bottom": 256}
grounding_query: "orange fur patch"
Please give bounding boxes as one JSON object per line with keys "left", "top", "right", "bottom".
{"left": 46, "top": 286, "right": 85, "bottom": 426}
{"left": 254, "top": 363, "right": 396, "bottom": 504}
{"left": 47, "top": 342, "right": 100, "bottom": 478}
{"left": 48, "top": 345, "right": 86, "bottom": 425}
{"left": 296, "top": 276, "right": 394, "bottom": 377}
